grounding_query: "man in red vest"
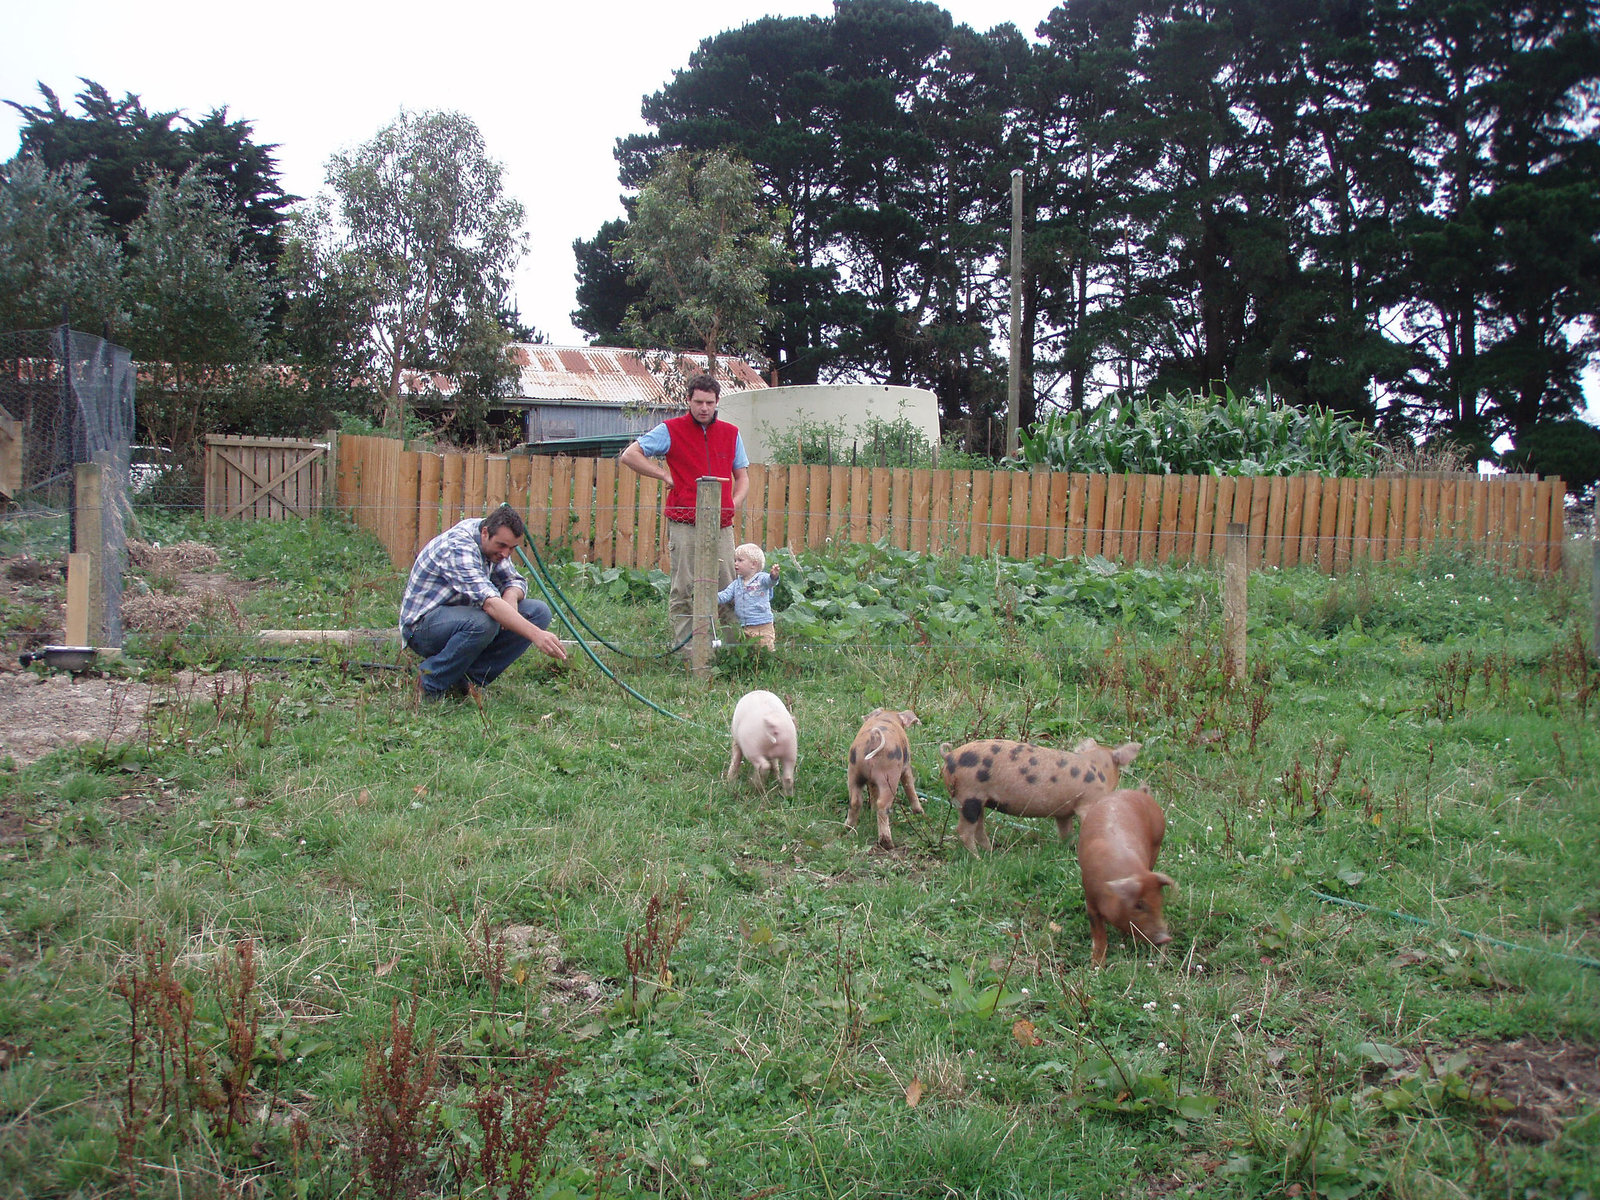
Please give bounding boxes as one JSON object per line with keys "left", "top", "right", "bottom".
{"left": 619, "top": 373, "right": 751, "bottom": 654}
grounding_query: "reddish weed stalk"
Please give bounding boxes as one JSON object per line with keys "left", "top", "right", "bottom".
{"left": 465, "top": 1060, "right": 569, "bottom": 1200}
{"left": 623, "top": 887, "right": 692, "bottom": 1010}
{"left": 357, "top": 994, "right": 441, "bottom": 1200}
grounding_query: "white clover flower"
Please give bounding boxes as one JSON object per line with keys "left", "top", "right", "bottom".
{"left": 1157, "top": 1042, "right": 1167, "bottom": 1051}
{"left": 1143, "top": 1000, "right": 1157, "bottom": 1011}
{"left": 1231, "top": 1013, "right": 1241, "bottom": 1022}
{"left": 1172, "top": 1003, "right": 1181, "bottom": 1011}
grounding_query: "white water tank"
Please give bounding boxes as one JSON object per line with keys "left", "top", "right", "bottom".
{"left": 718, "top": 384, "right": 940, "bottom": 465}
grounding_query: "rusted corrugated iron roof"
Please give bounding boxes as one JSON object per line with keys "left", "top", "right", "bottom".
{"left": 514, "top": 344, "right": 768, "bottom": 406}
{"left": 397, "top": 344, "right": 770, "bottom": 404}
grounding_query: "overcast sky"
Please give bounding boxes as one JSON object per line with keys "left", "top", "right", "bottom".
{"left": 3, "top": 0, "right": 1050, "bottom": 346}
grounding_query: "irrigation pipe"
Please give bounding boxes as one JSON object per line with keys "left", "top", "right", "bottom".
{"left": 518, "top": 537, "right": 690, "bottom": 660}
{"left": 1308, "top": 889, "right": 1600, "bottom": 971}
{"left": 515, "top": 545, "right": 712, "bottom": 731}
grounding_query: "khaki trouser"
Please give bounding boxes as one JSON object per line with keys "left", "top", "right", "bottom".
{"left": 740, "top": 623, "right": 776, "bottom": 650}
{"left": 667, "top": 521, "right": 737, "bottom": 651}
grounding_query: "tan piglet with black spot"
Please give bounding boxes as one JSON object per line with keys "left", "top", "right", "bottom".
{"left": 845, "top": 708, "right": 922, "bottom": 849}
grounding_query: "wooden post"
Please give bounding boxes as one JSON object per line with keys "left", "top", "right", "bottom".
{"left": 1005, "top": 169, "right": 1023, "bottom": 459}
{"left": 1592, "top": 534, "right": 1599, "bottom": 663}
{"left": 690, "top": 477, "right": 721, "bottom": 679}
{"left": 1224, "top": 521, "right": 1248, "bottom": 683}
{"left": 65, "top": 551, "right": 94, "bottom": 646}
{"left": 321, "top": 429, "right": 339, "bottom": 515}
{"left": 73, "top": 461, "right": 106, "bottom": 644}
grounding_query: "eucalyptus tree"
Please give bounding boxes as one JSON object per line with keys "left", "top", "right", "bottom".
{"left": 303, "top": 109, "right": 526, "bottom": 431}
{"left": 617, "top": 149, "right": 790, "bottom": 371}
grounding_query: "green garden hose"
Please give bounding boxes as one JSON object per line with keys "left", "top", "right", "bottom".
{"left": 1309, "top": 889, "right": 1600, "bottom": 971}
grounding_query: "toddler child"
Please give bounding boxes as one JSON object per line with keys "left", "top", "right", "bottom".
{"left": 717, "top": 542, "right": 781, "bottom": 649}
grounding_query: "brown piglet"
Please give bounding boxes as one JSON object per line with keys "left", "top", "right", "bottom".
{"left": 846, "top": 708, "right": 922, "bottom": 849}
{"left": 1076, "top": 787, "right": 1175, "bottom": 966}
{"left": 938, "top": 737, "right": 1141, "bottom": 853}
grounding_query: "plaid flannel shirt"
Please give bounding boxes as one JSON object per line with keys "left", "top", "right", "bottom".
{"left": 399, "top": 518, "right": 527, "bottom": 633}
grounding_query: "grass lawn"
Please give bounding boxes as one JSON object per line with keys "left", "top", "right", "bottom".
{"left": 0, "top": 507, "right": 1596, "bottom": 1199}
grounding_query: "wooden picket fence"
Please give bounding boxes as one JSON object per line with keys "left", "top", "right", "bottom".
{"left": 333, "top": 434, "right": 1567, "bottom": 576}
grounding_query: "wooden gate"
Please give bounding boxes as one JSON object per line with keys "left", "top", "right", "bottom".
{"left": 204, "top": 434, "right": 331, "bottom": 520}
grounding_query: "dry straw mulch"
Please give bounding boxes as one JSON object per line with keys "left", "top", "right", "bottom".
{"left": 125, "top": 540, "right": 221, "bottom": 571}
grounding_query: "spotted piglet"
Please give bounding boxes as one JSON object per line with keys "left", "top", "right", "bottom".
{"left": 845, "top": 708, "right": 922, "bottom": 849}
{"left": 938, "top": 736, "right": 1141, "bottom": 853}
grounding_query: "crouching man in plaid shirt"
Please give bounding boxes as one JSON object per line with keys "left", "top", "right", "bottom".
{"left": 399, "top": 505, "right": 567, "bottom": 700}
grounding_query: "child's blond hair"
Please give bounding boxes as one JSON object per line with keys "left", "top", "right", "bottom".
{"left": 734, "top": 542, "right": 766, "bottom": 569}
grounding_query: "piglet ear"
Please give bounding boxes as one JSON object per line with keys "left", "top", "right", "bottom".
{"left": 900, "top": 710, "right": 921, "bottom": 727}
{"left": 1107, "top": 877, "right": 1142, "bottom": 904}
{"left": 1153, "top": 872, "right": 1176, "bottom": 893}
{"left": 1113, "top": 742, "right": 1143, "bottom": 766}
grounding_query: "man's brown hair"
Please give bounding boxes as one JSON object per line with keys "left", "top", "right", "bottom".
{"left": 685, "top": 372, "right": 721, "bottom": 399}
{"left": 482, "top": 504, "right": 527, "bottom": 540}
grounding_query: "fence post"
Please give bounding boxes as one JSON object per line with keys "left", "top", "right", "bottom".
{"left": 690, "top": 477, "right": 721, "bottom": 679}
{"left": 322, "top": 429, "right": 339, "bottom": 515}
{"left": 72, "top": 460, "right": 106, "bottom": 645}
{"left": 1592, "top": 534, "right": 1599, "bottom": 663}
{"left": 1224, "top": 521, "right": 1248, "bottom": 683}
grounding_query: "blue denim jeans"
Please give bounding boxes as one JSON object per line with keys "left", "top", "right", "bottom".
{"left": 404, "top": 599, "right": 554, "bottom": 696}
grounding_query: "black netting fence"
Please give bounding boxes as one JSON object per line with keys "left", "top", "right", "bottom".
{"left": 0, "top": 326, "right": 134, "bottom": 645}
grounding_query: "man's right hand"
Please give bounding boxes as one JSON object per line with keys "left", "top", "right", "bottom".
{"left": 532, "top": 627, "right": 568, "bottom": 661}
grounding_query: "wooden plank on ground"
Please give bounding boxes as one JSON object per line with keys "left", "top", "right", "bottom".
{"left": 827, "top": 464, "right": 850, "bottom": 546}
{"left": 786, "top": 465, "right": 808, "bottom": 551}
{"left": 1317, "top": 476, "right": 1340, "bottom": 572}
{"left": 911, "top": 468, "right": 935, "bottom": 554}
{"left": 849, "top": 467, "right": 870, "bottom": 545}
{"left": 1005, "top": 472, "right": 1030, "bottom": 559}
{"left": 547, "top": 459, "right": 573, "bottom": 554}
{"left": 1332, "top": 478, "right": 1355, "bottom": 572}
{"left": 927, "top": 468, "right": 951, "bottom": 555}
{"left": 1154, "top": 474, "right": 1180, "bottom": 564}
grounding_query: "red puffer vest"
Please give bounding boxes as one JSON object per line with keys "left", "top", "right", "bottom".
{"left": 663, "top": 412, "right": 739, "bottom": 526}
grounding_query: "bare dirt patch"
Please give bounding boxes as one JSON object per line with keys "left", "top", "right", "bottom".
{"left": 1466, "top": 1037, "right": 1600, "bottom": 1142}
{"left": 0, "top": 541, "right": 254, "bottom": 767}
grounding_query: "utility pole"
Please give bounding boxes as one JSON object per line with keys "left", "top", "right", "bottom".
{"left": 1006, "top": 168, "right": 1023, "bottom": 460}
